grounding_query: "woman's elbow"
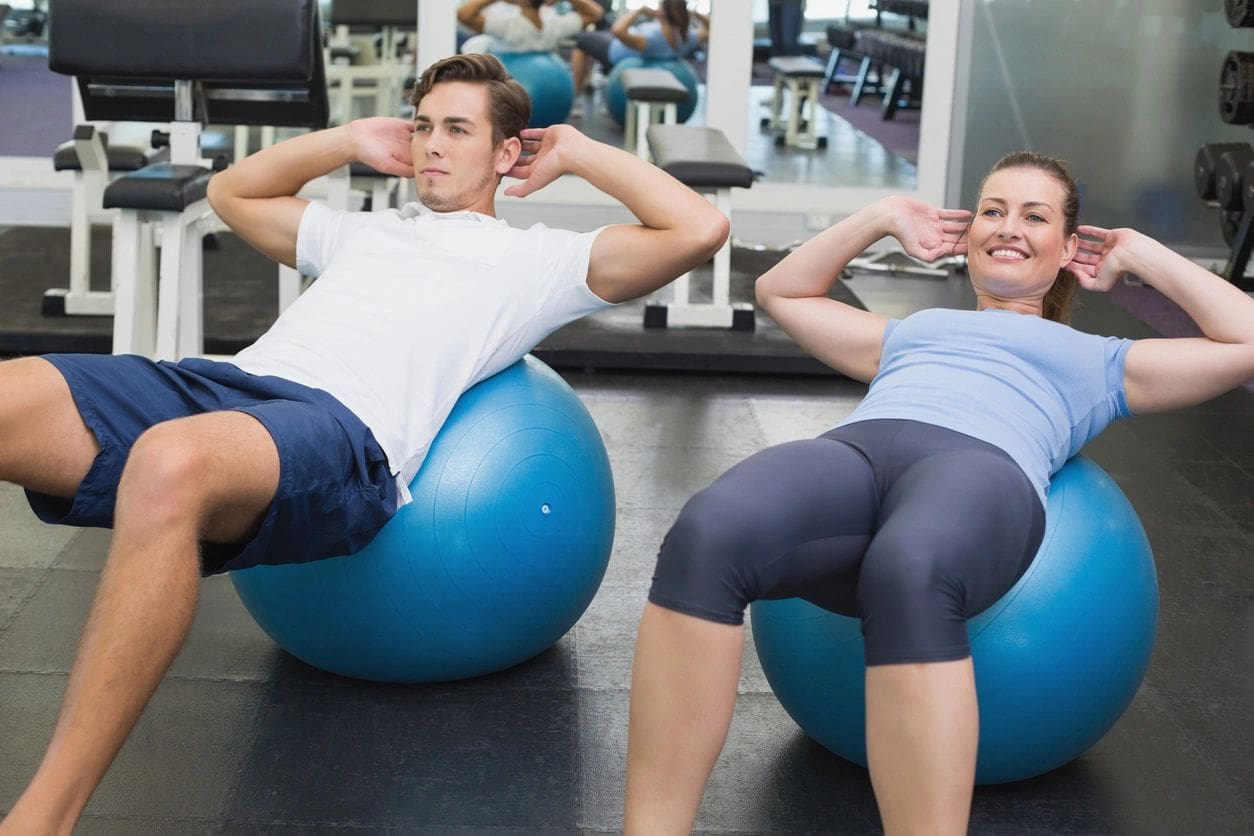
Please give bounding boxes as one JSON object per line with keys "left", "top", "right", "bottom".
{"left": 754, "top": 271, "right": 784, "bottom": 310}
{"left": 703, "top": 212, "right": 731, "bottom": 259}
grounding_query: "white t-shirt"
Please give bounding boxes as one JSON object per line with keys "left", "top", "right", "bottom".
{"left": 479, "top": 6, "right": 585, "bottom": 52}
{"left": 232, "top": 201, "right": 609, "bottom": 504}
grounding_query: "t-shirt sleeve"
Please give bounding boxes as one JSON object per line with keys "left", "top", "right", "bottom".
{"left": 295, "top": 200, "right": 356, "bottom": 278}
{"left": 1105, "top": 336, "right": 1134, "bottom": 419}
{"left": 536, "top": 224, "right": 614, "bottom": 315}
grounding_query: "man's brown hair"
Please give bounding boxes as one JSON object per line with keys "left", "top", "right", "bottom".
{"left": 409, "top": 54, "right": 531, "bottom": 147}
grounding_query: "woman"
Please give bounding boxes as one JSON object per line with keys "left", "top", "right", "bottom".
{"left": 458, "top": 0, "right": 604, "bottom": 55}
{"left": 569, "top": 1, "right": 708, "bottom": 96}
{"left": 622, "top": 151, "right": 1254, "bottom": 835}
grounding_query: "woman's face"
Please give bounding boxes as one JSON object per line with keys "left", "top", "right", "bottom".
{"left": 967, "top": 167, "right": 1077, "bottom": 302}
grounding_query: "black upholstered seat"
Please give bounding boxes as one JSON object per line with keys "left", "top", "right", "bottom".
{"left": 620, "top": 68, "right": 690, "bottom": 103}
{"left": 767, "top": 56, "right": 826, "bottom": 78}
{"left": 646, "top": 126, "right": 754, "bottom": 190}
{"left": 53, "top": 136, "right": 150, "bottom": 173}
{"left": 102, "top": 164, "right": 213, "bottom": 212}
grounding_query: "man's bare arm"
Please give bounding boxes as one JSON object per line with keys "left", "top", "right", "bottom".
{"left": 505, "top": 125, "right": 728, "bottom": 304}
{"left": 206, "top": 118, "right": 414, "bottom": 267}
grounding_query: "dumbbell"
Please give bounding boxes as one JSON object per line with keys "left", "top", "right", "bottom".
{"left": 1227, "top": 0, "right": 1254, "bottom": 27}
{"left": 1219, "top": 51, "right": 1254, "bottom": 124}
{"left": 1196, "top": 142, "right": 1251, "bottom": 200}
{"left": 1214, "top": 146, "right": 1254, "bottom": 211}
{"left": 1221, "top": 210, "right": 1244, "bottom": 246}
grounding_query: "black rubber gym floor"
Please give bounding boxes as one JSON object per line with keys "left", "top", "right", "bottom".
{"left": 0, "top": 237, "right": 1251, "bottom": 833}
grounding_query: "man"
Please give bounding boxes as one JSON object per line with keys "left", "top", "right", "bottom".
{"left": 0, "top": 52, "right": 727, "bottom": 834}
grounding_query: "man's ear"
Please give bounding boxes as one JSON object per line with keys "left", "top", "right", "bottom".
{"left": 495, "top": 136, "right": 522, "bottom": 175}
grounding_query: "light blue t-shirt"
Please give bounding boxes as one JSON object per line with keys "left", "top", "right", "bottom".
{"left": 609, "top": 21, "right": 699, "bottom": 64}
{"left": 838, "top": 308, "right": 1134, "bottom": 504}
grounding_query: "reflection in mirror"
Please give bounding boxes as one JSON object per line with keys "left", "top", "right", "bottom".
{"left": 452, "top": 0, "right": 710, "bottom": 151}
{"left": 323, "top": 0, "right": 420, "bottom": 124}
{"left": 744, "top": 0, "right": 922, "bottom": 191}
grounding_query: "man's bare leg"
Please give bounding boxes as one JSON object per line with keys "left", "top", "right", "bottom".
{"left": 0, "top": 358, "right": 100, "bottom": 495}
{"left": 0, "top": 411, "right": 280, "bottom": 836}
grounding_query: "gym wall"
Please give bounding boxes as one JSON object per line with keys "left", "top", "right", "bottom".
{"left": 959, "top": 0, "right": 1251, "bottom": 252}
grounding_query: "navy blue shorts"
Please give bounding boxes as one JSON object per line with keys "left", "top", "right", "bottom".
{"left": 27, "top": 354, "right": 398, "bottom": 576}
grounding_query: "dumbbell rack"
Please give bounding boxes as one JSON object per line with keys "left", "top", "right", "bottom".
{"left": 1197, "top": 0, "right": 1254, "bottom": 289}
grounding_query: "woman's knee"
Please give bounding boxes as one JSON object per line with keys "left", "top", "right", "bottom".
{"left": 650, "top": 488, "right": 769, "bottom": 625}
{"left": 857, "top": 537, "right": 973, "bottom": 665}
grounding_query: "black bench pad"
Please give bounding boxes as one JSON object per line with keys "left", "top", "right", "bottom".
{"left": 103, "top": 163, "right": 213, "bottom": 211}
{"left": 646, "top": 126, "right": 754, "bottom": 190}
{"left": 768, "top": 56, "right": 826, "bottom": 78}
{"left": 620, "top": 68, "right": 689, "bottom": 103}
{"left": 53, "top": 136, "right": 149, "bottom": 172}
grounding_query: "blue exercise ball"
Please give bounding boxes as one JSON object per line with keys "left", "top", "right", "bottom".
{"left": 751, "top": 456, "right": 1158, "bottom": 785}
{"left": 496, "top": 51, "right": 575, "bottom": 128}
{"left": 231, "top": 356, "right": 615, "bottom": 683}
{"left": 604, "top": 56, "right": 700, "bottom": 127}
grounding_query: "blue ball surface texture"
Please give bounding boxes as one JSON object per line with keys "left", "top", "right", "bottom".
{"left": 751, "top": 456, "right": 1158, "bottom": 784}
{"left": 232, "top": 356, "right": 615, "bottom": 683}
{"left": 497, "top": 51, "right": 575, "bottom": 128}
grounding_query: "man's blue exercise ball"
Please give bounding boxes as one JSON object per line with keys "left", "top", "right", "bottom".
{"left": 751, "top": 456, "right": 1158, "bottom": 785}
{"left": 231, "top": 356, "right": 615, "bottom": 683}
{"left": 604, "top": 57, "right": 700, "bottom": 127}
{"left": 496, "top": 51, "right": 575, "bottom": 128}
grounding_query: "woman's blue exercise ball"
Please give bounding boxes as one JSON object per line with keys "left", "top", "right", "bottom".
{"left": 496, "top": 51, "right": 575, "bottom": 128}
{"left": 604, "top": 56, "right": 700, "bottom": 127}
{"left": 750, "top": 456, "right": 1158, "bottom": 785}
{"left": 231, "top": 356, "right": 615, "bottom": 683}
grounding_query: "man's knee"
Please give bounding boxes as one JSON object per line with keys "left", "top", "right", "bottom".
{"left": 116, "top": 424, "right": 214, "bottom": 527}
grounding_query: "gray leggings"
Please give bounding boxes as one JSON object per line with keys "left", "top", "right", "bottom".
{"left": 648, "top": 419, "right": 1046, "bottom": 665}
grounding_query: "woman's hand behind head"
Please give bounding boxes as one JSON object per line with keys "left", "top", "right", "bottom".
{"left": 885, "top": 196, "right": 971, "bottom": 263}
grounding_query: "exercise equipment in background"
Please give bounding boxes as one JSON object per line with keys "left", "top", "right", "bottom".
{"left": 604, "top": 57, "right": 699, "bottom": 128}
{"left": 47, "top": 0, "right": 329, "bottom": 360}
{"left": 231, "top": 356, "right": 616, "bottom": 683}
{"left": 1196, "top": 6, "right": 1254, "bottom": 288}
{"left": 496, "top": 51, "right": 575, "bottom": 128}
{"left": 751, "top": 456, "right": 1158, "bottom": 785}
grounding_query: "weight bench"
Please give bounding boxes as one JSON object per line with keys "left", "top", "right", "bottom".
{"left": 43, "top": 127, "right": 153, "bottom": 317}
{"left": 620, "top": 67, "right": 689, "bottom": 159}
{"left": 50, "top": 0, "right": 330, "bottom": 360}
{"left": 765, "top": 56, "right": 828, "bottom": 151}
{"left": 644, "top": 125, "right": 755, "bottom": 330}
{"left": 850, "top": 29, "right": 926, "bottom": 120}
{"left": 326, "top": 0, "right": 416, "bottom": 124}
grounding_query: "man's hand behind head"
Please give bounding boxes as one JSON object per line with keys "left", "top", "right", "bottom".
{"left": 349, "top": 117, "right": 416, "bottom": 178}
{"left": 504, "top": 124, "right": 592, "bottom": 199}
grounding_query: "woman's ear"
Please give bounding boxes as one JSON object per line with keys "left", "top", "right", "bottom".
{"left": 495, "top": 136, "right": 522, "bottom": 175}
{"left": 1060, "top": 232, "right": 1079, "bottom": 268}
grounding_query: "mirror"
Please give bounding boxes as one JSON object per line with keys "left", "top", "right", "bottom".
{"left": 448, "top": 0, "right": 710, "bottom": 151}
{"left": 740, "top": 0, "right": 923, "bottom": 191}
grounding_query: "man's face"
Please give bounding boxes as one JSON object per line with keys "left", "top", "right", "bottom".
{"left": 411, "top": 81, "right": 511, "bottom": 214}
